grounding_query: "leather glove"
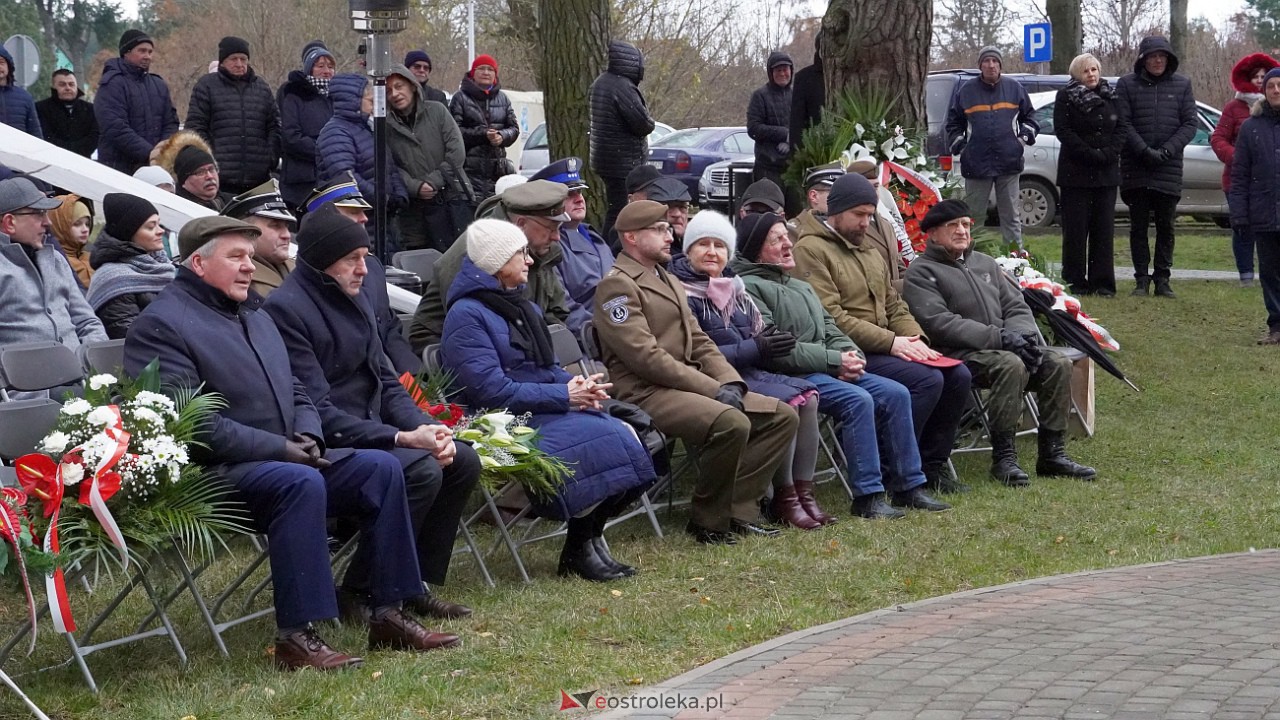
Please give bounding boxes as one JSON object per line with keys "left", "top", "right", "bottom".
{"left": 714, "top": 383, "right": 746, "bottom": 411}
{"left": 1017, "top": 343, "right": 1044, "bottom": 373}
{"left": 284, "top": 433, "right": 331, "bottom": 469}
{"left": 1019, "top": 127, "right": 1036, "bottom": 146}
{"left": 754, "top": 326, "right": 798, "bottom": 359}
{"left": 950, "top": 136, "right": 967, "bottom": 155}
{"left": 999, "top": 328, "right": 1029, "bottom": 352}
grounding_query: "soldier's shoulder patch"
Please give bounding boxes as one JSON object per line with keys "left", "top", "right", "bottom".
{"left": 602, "top": 295, "right": 629, "bottom": 324}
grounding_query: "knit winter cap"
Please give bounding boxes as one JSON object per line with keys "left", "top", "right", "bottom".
{"left": 471, "top": 54, "right": 498, "bottom": 74}
{"left": 174, "top": 145, "right": 216, "bottom": 185}
{"left": 825, "top": 173, "right": 880, "bottom": 216}
{"left": 740, "top": 178, "right": 785, "bottom": 213}
{"left": 978, "top": 46, "right": 1002, "bottom": 66}
{"left": 736, "top": 212, "right": 784, "bottom": 263}
{"left": 1265, "top": 67, "right": 1280, "bottom": 88}
{"left": 683, "top": 210, "right": 736, "bottom": 256}
{"left": 103, "top": 193, "right": 159, "bottom": 244}
{"left": 466, "top": 218, "right": 527, "bottom": 275}
{"left": 404, "top": 50, "right": 432, "bottom": 70}
{"left": 177, "top": 216, "right": 260, "bottom": 260}
{"left": 296, "top": 203, "right": 370, "bottom": 270}
{"left": 919, "top": 199, "right": 972, "bottom": 233}
{"left": 302, "top": 42, "right": 334, "bottom": 75}
{"left": 133, "top": 165, "right": 174, "bottom": 188}
{"left": 119, "top": 29, "right": 153, "bottom": 56}
{"left": 218, "top": 36, "right": 250, "bottom": 63}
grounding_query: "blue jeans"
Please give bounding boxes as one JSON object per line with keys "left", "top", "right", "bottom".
{"left": 806, "top": 372, "right": 927, "bottom": 498}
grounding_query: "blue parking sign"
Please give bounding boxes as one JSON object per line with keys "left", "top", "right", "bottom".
{"left": 1024, "top": 23, "right": 1052, "bottom": 64}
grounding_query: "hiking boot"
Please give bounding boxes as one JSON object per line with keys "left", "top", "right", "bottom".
{"left": 1153, "top": 278, "right": 1175, "bottom": 298}
{"left": 923, "top": 463, "right": 970, "bottom": 494}
{"left": 1131, "top": 277, "right": 1151, "bottom": 296}
{"left": 1035, "top": 430, "right": 1097, "bottom": 480}
{"left": 990, "top": 433, "right": 1030, "bottom": 487}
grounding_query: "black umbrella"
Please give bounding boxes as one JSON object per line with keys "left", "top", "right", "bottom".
{"left": 1021, "top": 287, "right": 1140, "bottom": 392}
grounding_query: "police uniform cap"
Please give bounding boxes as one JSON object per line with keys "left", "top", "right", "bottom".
{"left": 530, "top": 157, "right": 589, "bottom": 190}
{"left": 306, "top": 171, "right": 373, "bottom": 213}
{"left": 223, "top": 179, "right": 296, "bottom": 223}
{"left": 804, "top": 161, "right": 845, "bottom": 189}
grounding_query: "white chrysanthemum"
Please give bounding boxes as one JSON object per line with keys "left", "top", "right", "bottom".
{"left": 41, "top": 431, "right": 70, "bottom": 454}
{"left": 133, "top": 391, "right": 177, "bottom": 416}
{"left": 60, "top": 462, "right": 85, "bottom": 486}
{"left": 88, "top": 373, "right": 117, "bottom": 391}
{"left": 133, "top": 407, "right": 165, "bottom": 427}
{"left": 86, "top": 406, "right": 117, "bottom": 427}
{"left": 63, "top": 398, "right": 92, "bottom": 415}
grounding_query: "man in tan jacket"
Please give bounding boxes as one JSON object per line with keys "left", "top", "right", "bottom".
{"left": 793, "top": 173, "right": 972, "bottom": 494}
{"left": 594, "top": 201, "right": 797, "bottom": 545}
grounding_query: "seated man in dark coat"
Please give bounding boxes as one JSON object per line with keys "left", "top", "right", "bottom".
{"left": 264, "top": 205, "right": 481, "bottom": 619}
{"left": 124, "top": 216, "right": 460, "bottom": 672}
{"left": 902, "top": 200, "right": 1097, "bottom": 487}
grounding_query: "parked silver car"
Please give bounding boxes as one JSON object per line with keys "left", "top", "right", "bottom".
{"left": 518, "top": 121, "right": 677, "bottom": 178}
{"left": 966, "top": 91, "right": 1227, "bottom": 228}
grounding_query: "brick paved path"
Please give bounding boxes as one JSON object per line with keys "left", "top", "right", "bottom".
{"left": 602, "top": 551, "right": 1280, "bottom": 720}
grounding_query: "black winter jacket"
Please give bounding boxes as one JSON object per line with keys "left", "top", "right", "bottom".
{"left": 276, "top": 71, "right": 333, "bottom": 206}
{"left": 420, "top": 81, "right": 447, "bottom": 105}
{"left": 790, "top": 51, "right": 824, "bottom": 152}
{"left": 1115, "top": 36, "right": 1198, "bottom": 196}
{"left": 1053, "top": 79, "right": 1122, "bottom": 188}
{"left": 36, "top": 89, "right": 98, "bottom": 157}
{"left": 1229, "top": 101, "right": 1280, "bottom": 231}
{"left": 186, "top": 66, "right": 281, "bottom": 192}
{"left": 589, "top": 41, "right": 656, "bottom": 179}
{"left": 747, "top": 51, "right": 793, "bottom": 172}
{"left": 449, "top": 74, "right": 518, "bottom": 198}
{"left": 94, "top": 58, "right": 179, "bottom": 174}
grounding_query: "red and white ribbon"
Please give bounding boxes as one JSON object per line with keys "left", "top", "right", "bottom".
{"left": 81, "top": 406, "right": 130, "bottom": 571}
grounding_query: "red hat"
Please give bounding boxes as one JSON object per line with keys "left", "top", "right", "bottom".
{"left": 471, "top": 54, "right": 498, "bottom": 74}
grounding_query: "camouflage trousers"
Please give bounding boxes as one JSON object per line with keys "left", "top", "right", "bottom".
{"left": 960, "top": 348, "right": 1073, "bottom": 435}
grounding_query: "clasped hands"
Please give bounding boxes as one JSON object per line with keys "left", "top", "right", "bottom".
{"left": 567, "top": 373, "right": 611, "bottom": 411}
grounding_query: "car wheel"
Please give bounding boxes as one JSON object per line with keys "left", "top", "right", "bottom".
{"left": 1018, "top": 179, "right": 1057, "bottom": 228}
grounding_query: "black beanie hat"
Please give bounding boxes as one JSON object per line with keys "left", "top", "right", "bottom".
{"left": 119, "top": 29, "right": 153, "bottom": 56}
{"left": 218, "top": 36, "right": 251, "bottom": 63}
{"left": 919, "top": 199, "right": 972, "bottom": 233}
{"left": 103, "top": 193, "right": 159, "bottom": 243}
{"left": 174, "top": 145, "right": 216, "bottom": 185}
{"left": 825, "top": 173, "right": 880, "bottom": 216}
{"left": 296, "top": 203, "right": 370, "bottom": 270}
{"left": 736, "top": 211, "right": 784, "bottom": 263}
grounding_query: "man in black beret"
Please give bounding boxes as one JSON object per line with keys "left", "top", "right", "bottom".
{"left": 902, "top": 200, "right": 1096, "bottom": 487}
{"left": 264, "top": 205, "right": 482, "bottom": 625}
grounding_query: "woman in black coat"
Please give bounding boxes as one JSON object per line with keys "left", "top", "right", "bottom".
{"left": 1054, "top": 53, "right": 1122, "bottom": 297}
{"left": 1229, "top": 68, "right": 1280, "bottom": 344}
{"left": 85, "top": 194, "right": 176, "bottom": 339}
{"left": 277, "top": 42, "right": 336, "bottom": 211}
{"left": 449, "top": 54, "right": 519, "bottom": 200}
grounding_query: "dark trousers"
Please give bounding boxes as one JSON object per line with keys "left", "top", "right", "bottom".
{"left": 1253, "top": 231, "right": 1280, "bottom": 331}
{"left": 863, "top": 354, "right": 972, "bottom": 470}
{"left": 231, "top": 451, "right": 422, "bottom": 629}
{"left": 1060, "top": 185, "right": 1117, "bottom": 294}
{"left": 1227, "top": 192, "right": 1256, "bottom": 277}
{"left": 398, "top": 198, "right": 462, "bottom": 252}
{"left": 1121, "top": 187, "right": 1178, "bottom": 280}
{"left": 602, "top": 175, "right": 629, "bottom": 241}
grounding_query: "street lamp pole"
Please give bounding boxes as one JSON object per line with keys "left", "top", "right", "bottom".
{"left": 349, "top": 0, "right": 409, "bottom": 263}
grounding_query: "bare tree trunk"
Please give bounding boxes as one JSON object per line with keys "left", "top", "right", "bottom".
{"left": 1047, "top": 0, "right": 1083, "bottom": 74}
{"left": 536, "top": 0, "right": 611, "bottom": 222}
{"left": 1169, "top": 0, "right": 1188, "bottom": 58}
{"left": 821, "top": 0, "right": 931, "bottom": 130}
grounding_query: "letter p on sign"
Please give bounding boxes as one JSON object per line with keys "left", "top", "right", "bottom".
{"left": 1024, "top": 23, "right": 1052, "bottom": 64}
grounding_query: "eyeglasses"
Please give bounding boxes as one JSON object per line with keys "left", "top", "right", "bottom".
{"left": 9, "top": 209, "right": 49, "bottom": 218}
{"left": 527, "top": 216, "right": 563, "bottom": 233}
{"left": 941, "top": 218, "right": 975, "bottom": 232}
{"left": 641, "top": 223, "right": 673, "bottom": 235}
{"left": 410, "top": 63, "right": 431, "bottom": 71}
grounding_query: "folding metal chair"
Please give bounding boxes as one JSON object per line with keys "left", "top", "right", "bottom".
{"left": 391, "top": 248, "right": 442, "bottom": 282}
{"left": 81, "top": 339, "right": 126, "bottom": 376}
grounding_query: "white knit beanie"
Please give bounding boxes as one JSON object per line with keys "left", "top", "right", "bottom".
{"left": 466, "top": 218, "right": 528, "bottom": 275}
{"left": 682, "top": 210, "right": 737, "bottom": 256}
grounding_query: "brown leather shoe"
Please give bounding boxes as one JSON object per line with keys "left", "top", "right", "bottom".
{"left": 275, "top": 628, "right": 363, "bottom": 671}
{"left": 405, "top": 590, "right": 473, "bottom": 619}
{"left": 368, "top": 607, "right": 461, "bottom": 651}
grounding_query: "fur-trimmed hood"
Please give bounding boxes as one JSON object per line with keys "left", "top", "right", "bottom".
{"left": 1233, "top": 53, "right": 1280, "bottom": 93}
{"left": 150, "top": 130, "right": 215, "bottom": 179}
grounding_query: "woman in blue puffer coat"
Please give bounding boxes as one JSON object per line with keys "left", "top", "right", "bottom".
{"left": 442, "top": 219, "right": 655, "bottom": 582}
{"left": 0, "top": 46, "right": 41, "bottom": 138}
{"left": 670, "top": 210, "right": 830, "bottom": 531}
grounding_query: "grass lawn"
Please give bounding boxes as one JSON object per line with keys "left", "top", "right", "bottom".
{"left": 1019, "top": 224, "right": 1239, "bottom": 274}
{"left": 3, "top": 273, "right": 1277, "bottom": 719}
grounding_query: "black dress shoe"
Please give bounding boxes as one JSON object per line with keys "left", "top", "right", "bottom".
{"left": 685, "top": 522, "right": 737, "bottom": 545}
{"left": 851, "top": 492, "right": 906, "bottom": 519}
{"left": 558, "top": 538, "right": 625, "bottom": 582}
{"left": 729, "top": 519, "right": 781, "bottom": 538}
{"left": 405, "top": 588, "right": 473, "bottom": 619}
{"left": 890, "top": 487, "right": 952, "bottom": 512}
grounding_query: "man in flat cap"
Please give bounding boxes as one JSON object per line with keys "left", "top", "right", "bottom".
{"left": 125, "top": 215, "right": 459, "bottom": 672}
{"left": 738, "top": 177, "right": 786, "bottom": 219}
{"left": 794, "top": 173, "right": 972, "bottom": 501}
{"left": 645, "top": 176, "right": 692, "bottom": 246}
{"left": 0, "top": 177, "right": 107, "bottom": 369}
{"left": 408, "top": 179, "right": 571, "bottom": 350}
{"left": 264, "top": 205, "right": 481, "bottom": 624}
{"left": 533, "top": 157, "right": 613, "bottom": 332}
{"left": 185, "top": 36, "right": 280, "bottom": 195}
{"left": 594, "top": 200, "right": 798, "bottom": 545}
{"left": 902, "top": 200, "right": 1096, "bottom": 487}
{"left": 222, "top": 179, "right": 296, "bottom": 298}
{"left": 95, "top": 29, "right": 179, "bottom": 174}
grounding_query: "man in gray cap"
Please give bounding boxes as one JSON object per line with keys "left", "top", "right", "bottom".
{"left": 644, "top": 176, "right": 692, "bottom": 245}
{"left": 737, "top": 177, "right": 786, "bottom": 219}
{"left": 408, "top": 180, "right": 572, "bottom": 350}
{"left": 595, "top": 200, "right": 799, "bottom": 545}
{"left": 222, "top": 178, "right": 297, "bottom": 298}
{"left": 0, "top": 177, "right": 107, "bottom": 367}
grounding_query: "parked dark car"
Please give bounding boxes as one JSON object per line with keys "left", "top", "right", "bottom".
{"left": 647, "top": 126, "right": 754, "bottom": 200}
